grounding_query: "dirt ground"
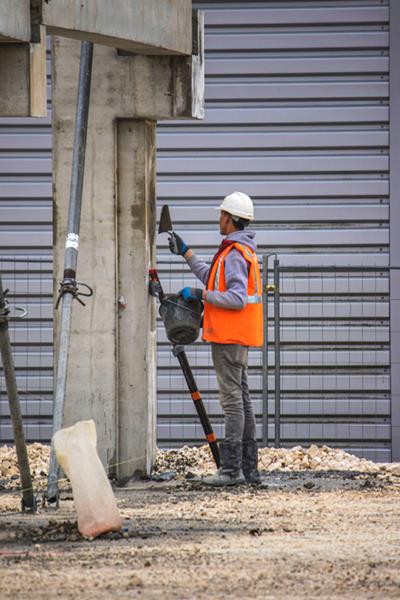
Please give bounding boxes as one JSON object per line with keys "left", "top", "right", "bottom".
{"left": 1, "top": 470, "right": 400, "bottom": 600}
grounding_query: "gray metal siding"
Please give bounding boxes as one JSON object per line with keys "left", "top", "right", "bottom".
{"left": 156, "top": 0, "right": 391, "bottom": 460}
{"left": 0, "top": 1, "right": 392, "bottom": 461}
{"left": 0, "top": 42, "right": 52, "bottom": 442}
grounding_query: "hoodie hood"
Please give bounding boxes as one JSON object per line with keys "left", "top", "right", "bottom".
{"left": 225, "top": 229, "right": 257, "bottom": 252}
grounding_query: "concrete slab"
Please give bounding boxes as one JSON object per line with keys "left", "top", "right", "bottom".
{"left": 41, "top": 0, "right": 192, "bottom": 55}
{"left": 0, "top": 0, "right": 30, "bottom": 42}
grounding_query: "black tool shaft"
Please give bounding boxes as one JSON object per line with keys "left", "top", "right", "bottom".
{"left": 175, "top": 348, "right": 221, "bottom": 468}
{"left": 148, "top": 268, "right": 220, "bottom": 468}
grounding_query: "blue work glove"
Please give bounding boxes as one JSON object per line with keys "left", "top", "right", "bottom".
{"left": 179, "top": 287, "right": 203, "bottom": 302}
{"left": 169, "top": 233, "right": 189, "bottom": 256}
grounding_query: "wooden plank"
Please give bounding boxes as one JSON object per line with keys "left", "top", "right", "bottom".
{"left": 30, "top": 26, "right": 47, "bottom": 117}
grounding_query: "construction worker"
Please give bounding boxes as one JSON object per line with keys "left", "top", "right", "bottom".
{"left": 168, "top": 191, "right": 263, "bottom": 486}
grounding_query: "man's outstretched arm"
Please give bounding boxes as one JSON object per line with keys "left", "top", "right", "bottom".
{"left": 168, "top": 232, "right": 210, "bottom": 285}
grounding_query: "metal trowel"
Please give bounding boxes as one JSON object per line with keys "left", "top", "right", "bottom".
{"left": 158, "top": 204, "right": 178, "bottom": 253}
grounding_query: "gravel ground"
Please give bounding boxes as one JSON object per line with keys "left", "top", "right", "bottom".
{"left": 1, "top": 469, "right": 400, "bottom": 599}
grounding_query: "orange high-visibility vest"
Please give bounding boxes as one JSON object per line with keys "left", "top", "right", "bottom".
{"left": 203, "top": 242, "right": 263, "bottom": 346}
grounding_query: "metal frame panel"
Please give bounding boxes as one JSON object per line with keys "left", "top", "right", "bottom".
{"left": 389, "top": 0, "right": 400, "bottom": 459}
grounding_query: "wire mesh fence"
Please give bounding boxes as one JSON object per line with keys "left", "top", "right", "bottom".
{"left": 262, "top": 260, "right": 391, "bottom": 462}
{"left": 157, "top": 256, "right": 391, "bottom": 462}
{"left": 0, "top": 255, "right": 391, "bottom": 462}
{"left": 0, "top": 256, "right": 53, "bottom": 444}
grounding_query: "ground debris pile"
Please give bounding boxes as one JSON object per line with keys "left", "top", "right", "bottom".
{"left": 153, "top": 444, "right": 400, "bottom": 480}
{"left": 259, "top": 445, "right": 400, "bottom": 476}
{"left": 153, "top": 445, "right": 215, "bottom": 478}
{"left": 1, "top": 443, "right": 400, "bottom": 490}
{"left": 0, "top": 443, "right": 68, "bottom": 492}
{"left": 0, "top": 443, "right": 50, "bottom": 490}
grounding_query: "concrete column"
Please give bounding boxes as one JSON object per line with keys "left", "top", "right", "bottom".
{"left": 53, "top": 41, "right": 119, "bottom": 469}
{"left": 116, "top": 120, "right": 157, "bottom": 481}
{"left": 52, "top": 26, "right": 203, "bottom": 478}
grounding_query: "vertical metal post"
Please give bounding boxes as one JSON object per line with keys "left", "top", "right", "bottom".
{"left": 274, "top": 257, "right": 281, "bottom": 447}
{"left": 262, "top": 255, "right": 269, "bottom": 447}
{"left": 0, "top": 275, "right": 35, "bottom": 510}
{"left": 47, "top": 41, "right": 94, "bottom": 502}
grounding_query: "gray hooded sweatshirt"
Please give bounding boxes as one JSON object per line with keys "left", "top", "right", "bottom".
{"left": 185, "top": 230, "right": 257, "bottom": 310}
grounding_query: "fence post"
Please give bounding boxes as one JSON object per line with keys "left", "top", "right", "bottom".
{"left": 274, "top": 257, "right": 281, "bottom": 447}
{"left": 262, "top": 255, "right": 269, "bottom": 447}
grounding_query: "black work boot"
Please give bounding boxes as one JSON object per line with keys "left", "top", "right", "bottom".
{"left": 242, "top": 440, "right": 261, "bottom": 484}
{"left": 203, "top": 441, "right": 245, "bottom": 486}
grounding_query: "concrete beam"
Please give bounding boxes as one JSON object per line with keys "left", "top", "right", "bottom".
{"left": 41, "top": 0, "right": 192, "bottom": 56}
{"left": 52, "top": 11, "right": 204, "bottom": 121}
{"left": 0, "top": 0, "right": 30, "bottom": 42}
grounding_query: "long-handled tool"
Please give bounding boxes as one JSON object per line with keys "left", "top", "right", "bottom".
{"left": 0, "top": 275, "right": 36, "bottom": 511}
{"left": 149, "top": 269, "right": 221, "bottom": 468}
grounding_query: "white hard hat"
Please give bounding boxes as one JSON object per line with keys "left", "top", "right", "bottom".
{"left": 216, "top": 191, "right": 254, "bottom": 221}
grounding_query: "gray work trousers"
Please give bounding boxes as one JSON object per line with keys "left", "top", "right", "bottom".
{"left": 211, "top": 342, "right": 257, "bottom": 444}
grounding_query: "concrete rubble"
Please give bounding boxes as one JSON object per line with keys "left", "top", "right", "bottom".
{"left": 1, "top": 443, "right": 399, "bottom": 491}
{"left": 153, "top": 444, "right": 400, "bottom": 479}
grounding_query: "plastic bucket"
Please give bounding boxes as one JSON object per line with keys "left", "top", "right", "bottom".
{"left": 159, "top": 294, "right": 203, "bottom": 345}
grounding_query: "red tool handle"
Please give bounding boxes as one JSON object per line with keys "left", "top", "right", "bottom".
{"left": 149, "top": 269, "right": 165, "bottom": 302}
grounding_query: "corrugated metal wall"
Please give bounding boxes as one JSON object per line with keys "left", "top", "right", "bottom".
{"left": 0, "top": 0, "right": 391, "bottom": 459}
{"left": 156, "top": 0, "right": 390, "bottom": 460}
{"left": 0, "top": 37, "right": 52, "bottom": 442}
